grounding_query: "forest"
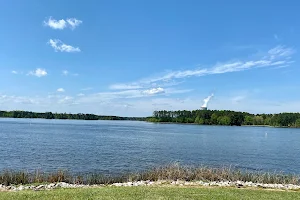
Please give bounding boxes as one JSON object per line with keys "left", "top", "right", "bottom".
{"left": 0, "top": 110, "right": 144, "bottom": 121}
{"left": 147, "top": 110, "right": 300, "bottom": 127}
{"left": 1, "top": 109, "right": 300, "bottom": 127}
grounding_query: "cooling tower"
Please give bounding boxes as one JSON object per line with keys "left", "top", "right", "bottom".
{"left": 200, "top": 106, "right": 208, "bottom": 110}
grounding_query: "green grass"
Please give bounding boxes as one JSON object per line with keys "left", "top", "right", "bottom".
{"left": 1, "top": 186, "right": 300, "bottom": 200}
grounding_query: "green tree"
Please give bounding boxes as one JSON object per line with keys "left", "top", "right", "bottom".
{"left": 195, "top": 116, "right": 204, "bottom": 124}
{"left": 211, "top": 113, "right": 218, "bottom": 125}
{"left": 244, "top": 116, "right": 253, "bottom": 125}
{"left": 295, "top": 119, "right": 300, "bottom": 128}
{"left": 229, "top": 113, "right": 244, "bottom": 126}
{"left": 218, "top": 116, "right": 231, "bottom": 125}
{"left": 253, "top": 116, "right": 264, "bottom": 125}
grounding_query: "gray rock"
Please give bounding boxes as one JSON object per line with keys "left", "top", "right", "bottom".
{"left": 35, "top": 185, "right": 45, "bottom": 190}
{"left": 112, "top": 183, "right": 123, "bottom": 187}
{"left": 57, "top": 182, "right": 70, "bottom": 188}
{"left": 18, "top": 185, "right": 24, "bottom": 191}
{"left": 148, "top": 181, "right": 154, "bottom": 185}
{"left": 133, "top": 182, "right": 139, "bottom": 186}
{"left": 24, "top": 186, "right": 30, "bottom": 190}
{"left": 2, "top": 180, "right": 300, "bottom": 191}
{"left": 46, "top": 183, "right": 56, "bottom": 189}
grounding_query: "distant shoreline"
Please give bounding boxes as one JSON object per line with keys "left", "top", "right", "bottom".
{"left": 147, "top": 121, "right": 289, "bottom": 128}
{"left": 1, "top": 109, "right": 300, "bottom": 128}
{"left": 0, "top": 117, "right": 293, "bottom": 128}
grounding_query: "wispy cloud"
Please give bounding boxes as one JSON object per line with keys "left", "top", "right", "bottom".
{"left": 110, "top": 84, "right": 143, "bottom": 90}
{"left": 0, "top": 94, "right": 39, "bottom": 105}
{"left": 110, "top": 45, "right": 295, "bottom": 90}
{"left": 58, "top": 96, "right": 75, "bottom": 104}
{"left": 93, "top": 90, "right": 145, "bottom": 100}
{"left": 152, "top": 46, "right": 293, "bottom": 80}
{"left": 66, "top": 18, "right": 82, "bottom": 30}
{"left": 142, "top": 87, "right": 165, "bottom": 95}
{"left": 76, "top": 87, "right": 189, "bottom": 105}
{"left": 57, "top": 88, "right": 65, "bottom": 92}
{"left": 11, "top": 70, "right": 18, "bottom": 74}
{"left": 2, "top": 92, "right": 300, "bottom": 117}
{"left": 28, "top": 68, "right": 47, "bottom": 77}
{"left": 110, "top": 80, "right": 182, "bottom": 91}
{"left": 3, "top": 45, "right": 297, "bottom": 116}
{"left": 164, "top": 88, "right": 193, "bottom": 94}
{"left": 62, "top": 70, "right": 69, "bottom": 75}
{"left": 48, "top": 39, "right": 81, "bottom": 53}
{"left": 62, "top": 70, "right": 79, "bottom": 76}
{"left": 44, "top": 17, "right": 82, "bottom": 30}
{"left": 274, "top": 34, "right": 279, "bottom": 41}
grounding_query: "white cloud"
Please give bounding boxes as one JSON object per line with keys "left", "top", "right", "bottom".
{"left": 268, "top": 45, "right": 294, "bottom": 58}
{"left": 76, "top": 90, "right": 149, "bottom": 104}
{"left": 110, "top": 80, "right": 182, "bottom": 91}
{"left": 28, "top": 68, "right": 47, "bottom": 77}
{"left": 62, "top": 70, "right": 69, "bottom": 75}
{"left": 44, "top": 17, "right": 67, "bottom": 30}
{"left": 97, "top": 90, "right": 143, "bottom": 99}
{"left": 11, "top": 70, "right": 18, "bottom": 74}
{"left": 13, "top": 97, "right": 36, "bottom": 104}
{"left": 2, "top": 45, "right": 298, "bottom": 116}
{"left": 75, "top": 87, "right": 189, "bottom": 105}
{"left": 66, "top": 18, "right": 82, "bottom": 30}
{"left": 110, "top": 46, "right": 294, "bottom": 90}
{"left": 142, "top": 87, "right": 165, "bottom": 95}
{"left": 44, "top": 17, "right": 82, "bottom": 30}
{"left": 58, "top": 96, "right": 74, "bottom": 104}
{"left": 2, "top": 90, "right": 300, "bottom": 117}
{"left": 57, "top": 88, "right": 65, "bottom": 92}
{"left": 56, "top": 87, "right": 186, "bottom": 107}
{"left": 62, "top": 70, "right": 79, "bottom": 76}
{"left": 48, "top": 39, "right": 81, "bottom": 53}
{"left": 0, "top": 94, "right": 40, "bottom": 105}
{"left": 164, "top": 88, "right": 193, "bottom": 94}
{"left": 109, "top": 84, "right": 143, "bottom": 90}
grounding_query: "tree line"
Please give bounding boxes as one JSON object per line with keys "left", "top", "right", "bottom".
{"left": 2, "top": 109, "right": 300, "bottom": 127}
{"left": 0, "top": 110, "right": 144, "bottom": 121}
{"left": 147, "top": 110, "right": 300, "bottom": 127}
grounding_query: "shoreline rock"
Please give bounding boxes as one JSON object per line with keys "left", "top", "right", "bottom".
{"left": 1, "top": 180, "right": 300, "bottom": 192}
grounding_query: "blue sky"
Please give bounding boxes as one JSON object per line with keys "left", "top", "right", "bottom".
{"left": 0, "top": 0, "right": 300, "bottom": 117}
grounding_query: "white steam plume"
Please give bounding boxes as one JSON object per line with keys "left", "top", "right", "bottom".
{"left": 201, "top": 93, "right": 214, "bottom": 108}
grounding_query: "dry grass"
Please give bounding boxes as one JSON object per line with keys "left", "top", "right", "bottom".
{"left": 1, "top": 163, "right": 299, "bottom": 186}
{"left": 134, "top": 164, "right": 299, "bottom": 184}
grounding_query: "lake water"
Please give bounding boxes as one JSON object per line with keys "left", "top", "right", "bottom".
{"left": 1, "top": 118, "right": 300, "bottom": 174}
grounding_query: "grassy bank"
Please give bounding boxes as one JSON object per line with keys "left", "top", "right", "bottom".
{"left": 1, "top": 186, "right": 300, "bottom": 200}
{"left": 1, "top": 164, "right": 299, "bottom": 186}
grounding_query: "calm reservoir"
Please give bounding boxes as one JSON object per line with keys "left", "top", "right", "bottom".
{"left": 1, "top": 118, "right": 300, "bottom": 174}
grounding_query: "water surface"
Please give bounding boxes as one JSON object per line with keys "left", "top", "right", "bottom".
{"left": 0, "top": 118, "right": 300, "bottom": 174}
